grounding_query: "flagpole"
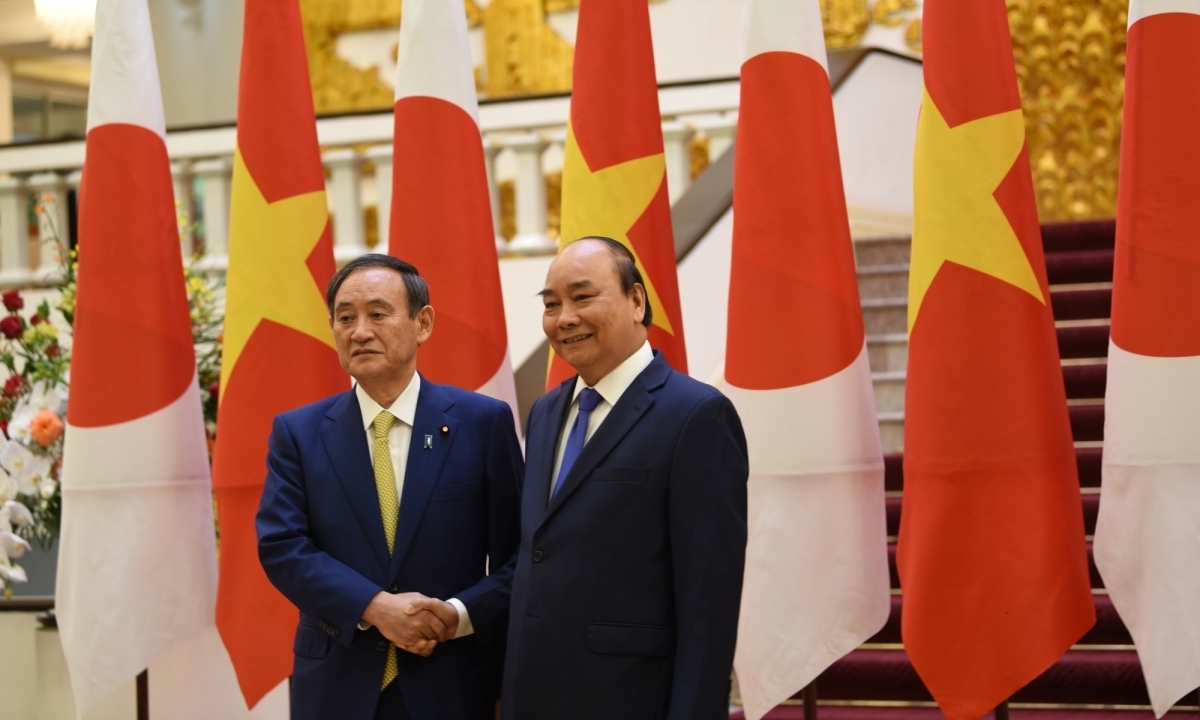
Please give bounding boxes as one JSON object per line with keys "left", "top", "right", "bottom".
{"left": 803, "top": 681, "right": 817, "bottom": 720}
{"left": 136, "top": 670, "right": 148, "bottom": 720}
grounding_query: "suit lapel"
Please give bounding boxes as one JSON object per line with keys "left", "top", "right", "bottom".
{"left": 321, "top": 390, "right": 392, "bottom": 576}
{"left": 390, "top": 378, "right": 456, "bottom": 579}
{"left": 528, "top": 380, "right": 574, "bottom": 520}
{"left": 541, "top": 355, "right": 671, "bottom": 524}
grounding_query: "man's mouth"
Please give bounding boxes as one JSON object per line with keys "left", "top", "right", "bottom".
{"left": 352, "top": 348, "right": 381, "bottom": 356}
{"left": 561, "top": 334, "right": 592, "bottom": 345}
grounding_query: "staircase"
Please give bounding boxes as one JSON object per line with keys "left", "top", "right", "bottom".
{"left": 732, "top": 220, "right": 1200, "bottom": 719}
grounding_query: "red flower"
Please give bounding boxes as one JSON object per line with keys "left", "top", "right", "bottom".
{"left": 3, "top": 375, "right": 24, "bottom": 398}
{"left": 29, "top": 314, "right": 41, "bottom": 327}
{"left": 0, "top": 419, "right": 9, "bottom": 438}
{"left": 208, "top": 380, "right": 220, "bottom": 398}
{"left": 46, "top": 343, "right": 60, "bottom": 358}
{"left": 2, "top": 290, "right": 23, "bottom": 312}
{"left": 0, "top": 316, "right": 21, "bottom": 339}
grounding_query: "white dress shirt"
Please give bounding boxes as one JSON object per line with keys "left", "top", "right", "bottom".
{"left": 356, "top": 374, "right": 473, "bottom": 637}
{"left": 550, "top": 341, "right": 655, "bottom": 495}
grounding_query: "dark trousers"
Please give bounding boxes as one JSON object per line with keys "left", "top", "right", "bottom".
{"left": 373, "top": 681, "right": 413, "bottom": 720}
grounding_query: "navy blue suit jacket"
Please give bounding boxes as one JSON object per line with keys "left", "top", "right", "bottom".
{"left": 502, "top": 353, "right": 748, "bottom": 720}
{"left": 257, "top": 377, "right": 523, "bottom": 720}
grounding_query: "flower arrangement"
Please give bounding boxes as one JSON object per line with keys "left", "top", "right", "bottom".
{"left": 0, "top": 194, "right": 223, "bottom": 597}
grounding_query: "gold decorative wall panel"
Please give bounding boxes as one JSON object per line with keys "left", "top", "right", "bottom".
{"left": 1008, "top": 0, "right": 1126, "bottom": 220}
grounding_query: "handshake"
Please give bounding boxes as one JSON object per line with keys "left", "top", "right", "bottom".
{"left": 361, "top": 591, "right": 460, "bottom": 657}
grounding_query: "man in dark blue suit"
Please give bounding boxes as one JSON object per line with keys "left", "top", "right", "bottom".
{"left": 498, "top": 236, "right": 747, "bottom": 719}
{"left": 256, "top": 254, "right": 523, "bottom": 720}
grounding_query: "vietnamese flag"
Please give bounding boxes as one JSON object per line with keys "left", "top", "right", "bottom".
{"left": 896, "top": 1, "right": 1094, "bottom": 718}
{"left": 389, "top": 0, "right": 518, "bottom": 421}
{"left": 212, "top": 0, "right": 348, "bottom": 705}
{"left": 56, "top": 0, "right": 216, "bottom": 712}
{"left": 727, "top": 2, "right": 889, "bottom": 718}
{"left": 549, "top": 0, "right": 687, "bottom": 388}
{"left": 1094, "top": 4, "right": 1200, "bottom": 715}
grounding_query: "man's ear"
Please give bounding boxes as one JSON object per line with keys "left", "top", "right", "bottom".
{"left": 632, "top": 283, "right": 647, "bottom": 323}
{"left": 416, "top": 305, "right": 435, "bottom": 344}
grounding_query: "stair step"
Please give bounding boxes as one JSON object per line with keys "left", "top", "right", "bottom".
{"left": 1051, "top": 288, "right": 1113, "bottom": 322}
{"left": 867, "top": 333, "right": 909, "bottom": 373}
{"left": 1070, "top": 405, "right": 1105, "bottom": 443}
{"left": 1041, "top": 219, "right": 1117, "bottom": 253}
{"left": 863, "top": 299, "right": 909, "bottom": 335}
{"left": 881, "top": 448, "right": 1102, "bottom": 493}
{"left": 884, "top": 485, "right": 1100, "bottom": 540}
{"left": 858, "top": 264, "right": 909, "bottom": 301}
{"left": 873, "top": 372, "right": 906, "bottom": 414}
{"left": 854, "top": 235, "right": 912, "bottom": 267}
{"left": 1057, "top": 324, "right": 1110, "bottom": 359}
{"left": 864, "top": 594, "right": 1131, "bottom": 646}
{"left": 1045, "top": 249, "right": 1115, "bottom": 286}
{"left": 732, "top": 708, "right": 1197, "bottom": 720}
{"left": 1063, "top": 364, "right": 1107, "bottom": 400}
{"left": 815, "top": 648, "right": 1174, "bottom": 706}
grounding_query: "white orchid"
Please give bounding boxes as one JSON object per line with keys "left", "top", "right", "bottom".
{"left": 0, "top": 441, "right": 53, "bottom": 497}
{"left": 0, "top": 561, "right": 27, "bottom": 588}
{"left": 8, "top": 381, "right": 66, "bottom": 443}
{"left": 0, "top": 467, "right": 16, "bottom": 504}
{"left": 0, "top": 499, "right": 33, "bottom": 589}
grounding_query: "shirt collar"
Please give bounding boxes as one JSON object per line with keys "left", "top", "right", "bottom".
{"left": 357, "top": 372, "right": 421, "bottom": 431}
{"left": 572, "top": 341, "right": 654, "bottom": 408}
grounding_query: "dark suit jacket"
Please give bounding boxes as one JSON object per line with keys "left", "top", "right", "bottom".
{"left": 257, "top": 377, "right": 523, "bottom": 720}
{"left": 501, "top": 353, "right": 749, "bottom": 720}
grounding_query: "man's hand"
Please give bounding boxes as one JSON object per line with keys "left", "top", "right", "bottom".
{"left": 407, "top": 597, "right": 460, "bottom": 640}
{"left": 361, "top": 591, "right": 449, "bottom": 656}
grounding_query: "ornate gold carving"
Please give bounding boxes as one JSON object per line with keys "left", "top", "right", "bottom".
{"left": 821, "top": 0, "right": 871, "bottom": 48}
{"left": 483, "top": 0, "right": 574, "bottom": 98}
{"left": 690, "top": 134, "right": 710, "bottom": 181}
{"left": 1008, "top": 0, "right": 1126, "bottom": 220}
{"left": 872, "top": 0, "right": 917, "bottom": 27}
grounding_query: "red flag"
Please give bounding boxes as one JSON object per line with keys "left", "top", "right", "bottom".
{"left": 727, "top": 2, "right": 889, "bottom": 718}
{"left": 212, "top": 0, "right": 347, "bottom": 704}
{"left": 897, "top": 2, "right": 1094, "bottom": 717}
{"left": 1095, "top": 5, "right": 1200, "bottom": 714}
{"left": 388, "top": 0, "right": 518, "bottom": 417}
{"left": 551, "top": 0, "right": 687, "bottom": 388}
{"left": 58, "top": 0, "right": 216, "bottom": 712}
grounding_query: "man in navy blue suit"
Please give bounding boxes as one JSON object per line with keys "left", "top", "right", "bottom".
{"left": 495, "top": 236, "right": 747, "bottom": 719}
{"left": 256, "top": 254, "right": 523, "bottom": 720}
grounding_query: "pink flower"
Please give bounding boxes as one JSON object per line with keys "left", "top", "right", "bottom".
{"left": 29, "top": 410, "right": 63, "bottom": 447}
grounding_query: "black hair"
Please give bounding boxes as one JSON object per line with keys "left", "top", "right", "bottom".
{"left": 569, "top": 236, "right": 653, "bottom": 327}
{"left": 326, "top": 253, "right": 430, "bottom": 318}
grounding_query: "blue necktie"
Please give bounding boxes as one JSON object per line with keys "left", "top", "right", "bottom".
{"left": 552, "top": 388, "right": 603, "bottom": 498}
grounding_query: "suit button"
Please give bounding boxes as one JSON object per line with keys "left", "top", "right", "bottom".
{"left": 390, "top": 584, "right": 399, "bottom": 593}
{"left": 377, "top": 641, "right": 388, "bottom": 652}
{"left": 532, "top": 550, "right": 544, "bottom": 562}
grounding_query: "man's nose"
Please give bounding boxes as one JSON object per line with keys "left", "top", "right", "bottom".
{"left": 557, "top": 303, "right": 579, "bottom": 328}
{"left": 350, "top": 320, "right": 374, "bottom": 341}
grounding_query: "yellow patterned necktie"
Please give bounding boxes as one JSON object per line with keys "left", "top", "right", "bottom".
{"left": 373, "top": 410, "right": 400, "bottom": 689}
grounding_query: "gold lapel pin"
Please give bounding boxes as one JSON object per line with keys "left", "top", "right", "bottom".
{"left": 440, "top": 425, "right": 449, "bottom": 435}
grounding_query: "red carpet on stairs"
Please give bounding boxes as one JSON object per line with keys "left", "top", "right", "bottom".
{"left": 733, "top": 221, "right": 1200, "bottom": 719}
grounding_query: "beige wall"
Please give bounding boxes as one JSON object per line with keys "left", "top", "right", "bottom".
{"left": 149, "top": 0, "right": 244, "bottom": 128}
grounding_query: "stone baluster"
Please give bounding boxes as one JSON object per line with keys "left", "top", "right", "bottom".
{"left": 27, "top": 172, "right": 69, "bottom": 281}
{"left": 365, "top": 145, "right": 393, "bottom": 253}
{"left": 506, "top": 133, "right": 556, "bottom": 255}
{"left": 661, "top": 121, "right": 695, "bottom": 206}
{"left": 193, "top": 158, "right": 232, "bottom": 274}
{"left": 695, "top": 115, "right": 737, "bottom": 165}
{"left": 482, "top": 136, "right": 506, "bottom": 253}
{"left": 0, "top": 177, "right": 32, "bottom": 288}
{"left": 172, "top": 161, "right": 195, "bottom": 259}
{"left": 325, "top": 148, "right": 367, "bottom": 265}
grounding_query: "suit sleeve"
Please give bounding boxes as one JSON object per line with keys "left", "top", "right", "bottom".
{"left": 666, "top": 393, "right": 749, "bottom": 720}
{"left": 256, "top": 414, "right": 384, "bottom": 647}
{"left": 447, "top": 402, "right": 524, "bottom": 644}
